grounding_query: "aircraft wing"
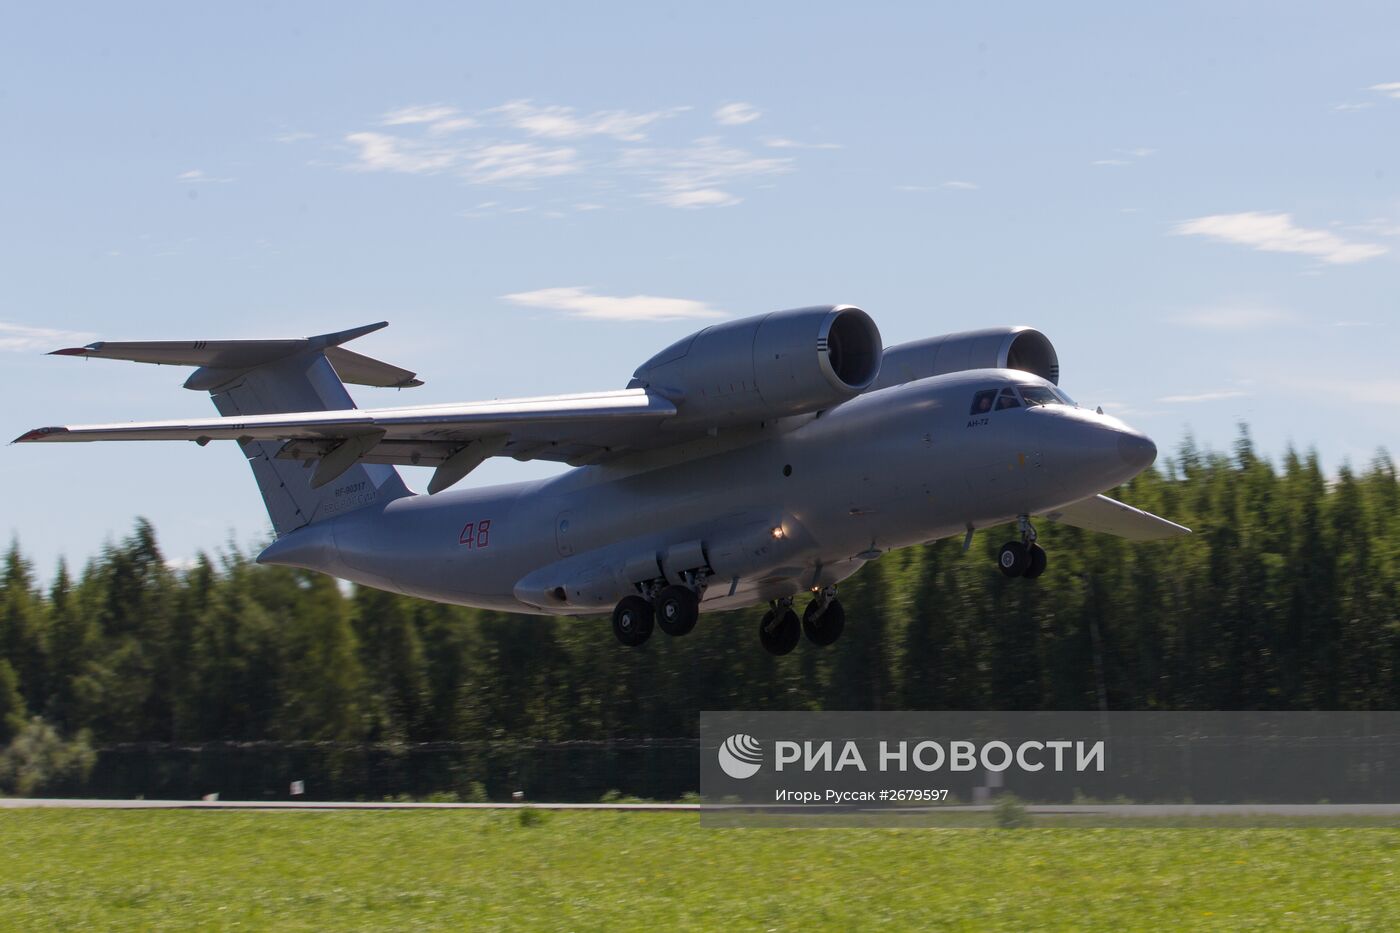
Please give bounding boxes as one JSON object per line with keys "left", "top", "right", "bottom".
{"left": 1040, "top": 494, "right": 1190, "bottom": 541}
{"left": 15, "top": 389, "right": 677, "bottom": 493}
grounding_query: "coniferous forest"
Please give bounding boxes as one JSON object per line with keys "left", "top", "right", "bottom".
{"left": 2, "top": 432, "right": 1397, "bottom": 799}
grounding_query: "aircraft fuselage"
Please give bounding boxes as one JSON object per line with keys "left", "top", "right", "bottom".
{"left": 259, "top": 367, "right": 1155, "bottom": 615}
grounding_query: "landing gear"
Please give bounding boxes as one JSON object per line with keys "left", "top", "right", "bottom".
{"left": 802, "top": 587, "right": 845, "bottom": 647}
{"left": 998, "top": 541, "right": 1030, "bottom": 577}
{"left": 655, "top": 584, "right": 699, "bottom": 636}
{"left": 612, "top": 595, "right": 654, "bottom": 647}
{"left": 999, "top": 515, "right": 1048, "bottom": 579}
{"left": 1024, "top": 543, "right": 1047, "bottom": 579}
{"left": 759, "top": 598, "right": 801, "bottom": 656}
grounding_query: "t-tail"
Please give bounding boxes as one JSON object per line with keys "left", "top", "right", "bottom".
{"left": 33, "top": 323, "right": 419, "bottom": 536}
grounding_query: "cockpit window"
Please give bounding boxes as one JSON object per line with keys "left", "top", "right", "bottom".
{"left": 970, "top": 389, "right": 996, "bottom": 415}
{"left": 1019, "top": 385, "right": 1065, "bottom": 407}
{"left": 994, "top": 388, "right": 1021, "bottom": 410}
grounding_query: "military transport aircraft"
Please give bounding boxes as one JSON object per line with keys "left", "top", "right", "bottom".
{"left": 16, "top": 306, "right": 1187, "bottom": 655}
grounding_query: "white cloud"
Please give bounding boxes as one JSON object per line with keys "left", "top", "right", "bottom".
{"left": 1092, "top": 147, "right": 1154, "bottom": 167}
{"left": 381, "top": 105, "right": 478, "bottom": 135}
{"left": 273, "top": 131, "right": 315, "bottom": 143}
{"left": 345, "top": 132, "right": 459, "bottom": 174}
{"left": 714, "top": 102, "right": 761, "bottom": 126}
{"left": 338, "top": 99, "right": 811, "bottom": 208}
{"left": 426, "top": 116, "right": 480, "bottom": 135}
{"left": 382, "top": 104, "right": 461, "bottom": 126}
{"left": 492, "top": 100, "right": 681, "bottom": 141}
{"left": 460, "top": 143, "right": 581, "bottom": 184}
{"left": 1158, "top": 390, "right": 1248, "bottom": 404}
{"left": 1173, "top": 212, "right": 1388, "bottom": 264}
{"left": 1334, "top": 102, "right": 1374, "bottom": 112}
{"left": 0, "top": 322, "right": 96, "bottom": 353}
{"left": 346, "top": 132, "right": 580, "bottom": 183}
{"left": 619, "top": 137, "right": 792, "bottom": 209}
{"left": 176, "top": 169, "right": 234, "bottom": 183}
{"left": 762, "top": 137, "right": 841, "bottom": 150}
{"left": 941, "top": 180, "right": 978, "bottom": 190}
{"left": 1369, "top": 82, "right": 1400, "bottom": 99}
{"left": 502, "top": 286, "right": 727, "bottom": 322}
{"left": 660, "top": 188, "right": 740, "bottom": 208}
{"left": 1171, "top": 307, "right": 1299, "bottom": 331}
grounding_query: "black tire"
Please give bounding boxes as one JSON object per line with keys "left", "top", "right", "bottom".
{"left": 998, "top": 541, "right": 1030, "bottom": 578}
{"left": 759, "top": 607, "right": 801, "bottom": 656}
{"left": 612, "top": 595, "right": 654, "bottom": 647}
{"left": 802, "top": 598, "right": 845, "bottom": 647}
{"left": 655, "top": 585, "right": 699, "bottom": 636}
{"left": 1023, "top": 544, "right": 1047, "bottom": 580}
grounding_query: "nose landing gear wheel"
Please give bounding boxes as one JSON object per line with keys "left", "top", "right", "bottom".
{"left": 998, "top": 541, "right": 1030, "bottom": 577}
{"left": 655, "top": 585, "right": 699, "bottom": 636}
{"left": 759, "top": 607, "right": 801, "bottom": 656}
{"left": 612, "top": 595, "right": 654, "bottom": 647}
{"left": 802, "top": 598, "right": 845, "bottom": 646}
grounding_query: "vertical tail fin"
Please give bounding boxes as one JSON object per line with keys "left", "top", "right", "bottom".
{"left": 45, "top": 322, "right": 419, "bottom": 536}
{"left": 209, "top": 351, "right": 413, "bottom": 536}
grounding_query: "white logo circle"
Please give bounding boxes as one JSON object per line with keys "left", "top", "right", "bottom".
{"left": 718, "top": 733, "right": 763, "bottom": 779}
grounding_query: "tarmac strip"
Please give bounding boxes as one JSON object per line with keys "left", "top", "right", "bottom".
{"left": 3, "top": 799, "right": 1400, "bottom": 816}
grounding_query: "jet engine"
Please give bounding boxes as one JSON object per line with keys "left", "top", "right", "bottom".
{"left": 871, "top": 326, "right": 1059, "bottom": 389}
{"left": 629, "top": 305, "right": 882, "bottom": 427}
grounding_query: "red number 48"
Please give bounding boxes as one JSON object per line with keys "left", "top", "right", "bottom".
{"left": 459, "top": 519, "right": 492, "bottom": 548}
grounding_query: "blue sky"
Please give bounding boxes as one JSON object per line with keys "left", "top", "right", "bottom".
{"left": 3, "top": 2, "right": 1398, "bottom": 575}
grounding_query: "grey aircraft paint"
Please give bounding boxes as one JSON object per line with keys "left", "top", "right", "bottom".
{"left": 17, "top": 306, "right": 1185, "bottom": 653}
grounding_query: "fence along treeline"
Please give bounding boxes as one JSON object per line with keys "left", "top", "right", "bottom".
{"left": 1, "top": 433, "right": 1397, "bottom": 796}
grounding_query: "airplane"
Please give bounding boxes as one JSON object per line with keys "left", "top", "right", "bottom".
{"left": 14, "top": 306, "right": 1188, "bottom": 655}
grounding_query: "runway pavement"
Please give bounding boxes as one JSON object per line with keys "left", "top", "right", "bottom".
{"left": 4, "top": 798, "right": 1400, "bottom": 816}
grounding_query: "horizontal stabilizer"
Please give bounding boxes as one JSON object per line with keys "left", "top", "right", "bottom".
{"left": 49, "top": 322, "right": 423, "bottom": 389}
{"left": 1040, "top": 494, "right": 1190, "bottom": 541}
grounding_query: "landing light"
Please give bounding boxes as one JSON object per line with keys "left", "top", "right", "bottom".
{"left": 771, "top": 526, "right": 786, "bottom": 540}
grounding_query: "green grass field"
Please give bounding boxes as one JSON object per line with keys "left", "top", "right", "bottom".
{"left": 2, "top": 810, "right": 1398, "bottom": 931}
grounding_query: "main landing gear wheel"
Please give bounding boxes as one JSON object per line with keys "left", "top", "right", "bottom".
{"left": 759, "top": 606, "right": 801, "bottom": 656}
{"left": 998, "top": 541, "right": 1030, "bottom": 577}
{"left": 802, "top": 597, "right": 845, "bottom": 647}
{"left": 655, "top": 585, "right": 699, "bottom": 636}
{"left": 1023, "top": 543, "right": 1047, "bottom": 579}
{"left": 612, "top": 595, "right": 654, "bottom": 647}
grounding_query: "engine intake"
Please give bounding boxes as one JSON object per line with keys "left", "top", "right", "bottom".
{"left": 631, "top": 305, "right": 881, "bottom": 426}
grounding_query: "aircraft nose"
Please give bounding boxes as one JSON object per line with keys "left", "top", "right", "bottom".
{"left": 1117, "top": 430, "right": 1157, "bottom": 471}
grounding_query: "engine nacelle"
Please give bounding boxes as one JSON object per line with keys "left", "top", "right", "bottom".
{"left": 630, "top": 305, "right": 882, "bottom": 427}
{"left": 870, "top": 326, "right": 1059, "bottom": 389}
